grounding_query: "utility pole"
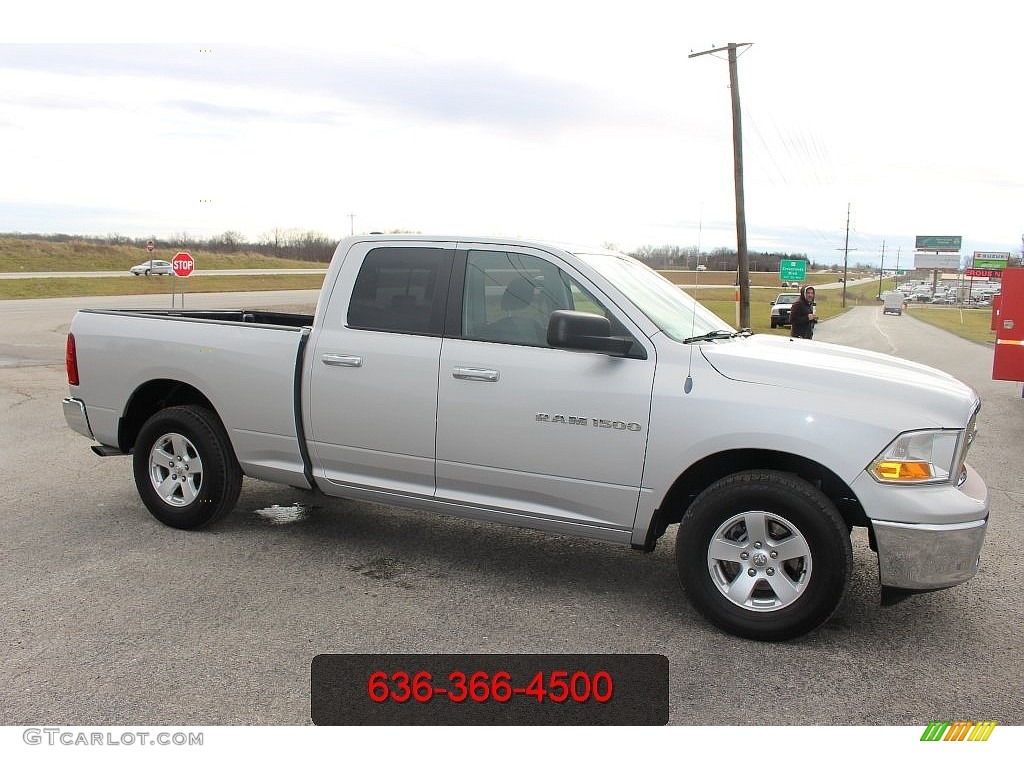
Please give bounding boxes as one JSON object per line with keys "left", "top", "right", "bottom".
{"left": 348, "top": 213, "right": 356, "bottom": 236}
{"left": 840, "top": 203, "right": 854, "bottom": 308}
{"left": 690, "top": 42, "right": 753, "bottom": 329}
{"left": 877, "top": 240, "right": 886, "bottom": 298}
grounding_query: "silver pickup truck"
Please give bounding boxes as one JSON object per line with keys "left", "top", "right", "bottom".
{"left": 63, "top": 235, "right": 988, "bottom": 640}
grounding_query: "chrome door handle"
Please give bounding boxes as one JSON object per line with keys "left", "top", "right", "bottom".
{"left": 452, "top": 367, "right": 499, "bottom": 382}
{"left": 322, "top": 354, "right": 363, "bottom": 367}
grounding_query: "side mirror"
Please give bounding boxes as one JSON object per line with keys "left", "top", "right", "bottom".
{"left": 547, "top": 310, "right": 641, "bottom": 358}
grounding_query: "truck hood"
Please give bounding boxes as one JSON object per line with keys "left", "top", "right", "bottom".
{"left": 699, "top": 334, "right": 979, "bottom": 427}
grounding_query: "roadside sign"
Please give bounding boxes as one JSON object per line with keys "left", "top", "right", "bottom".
{"left": 915, "top": 235, "right": 962, "bottom": 251}
{"left": 780, "top": 260, "right": 807, "bottom": 282}
{"left": 172, "top": 252, "right": 195, "bottom": 277}
{"left": 912, "top": 251, "right": 960, "bottom": 269}
{"left": 146, "top": 240, "right": 155, "bottom": 253}
{"left": 973, "top": 252, "right": 1010, "bottom": 270}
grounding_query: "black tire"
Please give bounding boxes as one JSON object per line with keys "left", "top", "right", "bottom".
{"left": 675, "top": 470, "right": 852, "bottom": 641}
{"left": 144, "top": 269, "right": 151, "bottom": 276}
{"left": 132, "top": 405, "right": 241, "bottom": 529}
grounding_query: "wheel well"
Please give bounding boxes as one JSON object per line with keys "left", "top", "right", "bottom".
{"left": 118, "top": 380, "right": 216, "bottom": 453}
{"left": 650, "top": 449, "right": 867, "bottom": 543}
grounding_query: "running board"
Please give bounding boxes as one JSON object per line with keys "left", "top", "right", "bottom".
{"left": 91, "top": 444, "right": 126, "bottom": 457}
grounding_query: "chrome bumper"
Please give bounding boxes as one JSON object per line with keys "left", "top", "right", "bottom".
{"left": 873, "top": 518, "right": 986, "bottom": 590}
{"left": 62, "top": 397, "right": 94, "bottom": 439}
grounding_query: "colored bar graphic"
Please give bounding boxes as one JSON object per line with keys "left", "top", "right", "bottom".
{"left": 920, "top": 720, "right": 997, "bottom": 741}
{"left": 968, "top": 721, "right": 997, "bottom": 741}
{"left": 945, "top": 721, "right": 973, "bottom": 741}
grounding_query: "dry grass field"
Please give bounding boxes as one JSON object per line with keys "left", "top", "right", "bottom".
{"left": 1, "top": 237, "right": 995, "bottom": 345}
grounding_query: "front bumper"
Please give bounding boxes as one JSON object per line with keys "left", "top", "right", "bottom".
{"left": 62, "top": 397, "right": 94, "bottom": 440}
{"left": 873, "top": 517, "right": 986, "bottom": 590}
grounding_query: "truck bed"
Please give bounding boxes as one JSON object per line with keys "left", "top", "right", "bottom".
{"left": 69, "top": 307, "right": 314, "bottom": 488}
{"left": 89, "top": 308, "right": 315, "bottom": 327}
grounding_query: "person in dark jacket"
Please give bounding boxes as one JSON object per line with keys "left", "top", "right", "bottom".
{"left": 789, "top": 285, "right": 817, "bottom": 339}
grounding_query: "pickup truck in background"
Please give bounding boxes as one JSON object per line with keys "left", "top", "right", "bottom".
{"left": 769, "top": 292, "right": 801, "bottom": 328}
{"left": 63, "top": 235, "right": 989, "bottom": 640}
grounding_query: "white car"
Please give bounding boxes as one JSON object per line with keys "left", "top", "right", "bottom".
{"left": 129, "top": 260, "right": 173, "bottom": 276}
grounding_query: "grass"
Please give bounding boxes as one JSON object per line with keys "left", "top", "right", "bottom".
{"left": 0, "top": 274, "right": 326, "bottom": 300}
{"left": 0, "top": 237, "right": 326, "bottom": 272}
{"left": 0, "top": 235, "right": 996, "bottom": 346}
{"left": 901, "top": 305, "right": 997, "bottom": 345}
{"left": 686, "top": 278, "right": 894, "bottom": 335}
{"left": 689, "top": 280, "right": 997, "bottom": 345}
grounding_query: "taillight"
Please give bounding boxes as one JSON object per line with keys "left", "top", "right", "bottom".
{"left": 66, "top": 333, "right": 79, "bottom": 386}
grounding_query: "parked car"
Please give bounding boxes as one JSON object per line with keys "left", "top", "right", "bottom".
{"left": 129, "top": 260, "right": 173, "bottom": 276}
{"left": 770, "top": 292, "right": 801, "bottom": 328}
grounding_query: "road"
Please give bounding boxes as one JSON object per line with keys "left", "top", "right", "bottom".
{"left": 0, "top": 269, "right": 327, "bottom": 279}
{"left": 1, "top": 294, "right": 1021, "bottom": 727}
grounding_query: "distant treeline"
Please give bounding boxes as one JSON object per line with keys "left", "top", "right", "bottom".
{"left": 3, "top": 230, "right": 827, "bottom": 271}
{"left": 1, "top": 229, "right": 341, "bottom": 262}
{"left": 626, "top": 244, "right": 825, "bottom": 272}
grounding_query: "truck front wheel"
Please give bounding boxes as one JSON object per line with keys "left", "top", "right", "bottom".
{"left": 132, "top": 405, "right": 241, "bottom": 529}
{"left": 675, "top": 470, "right": 852, "bottom": 641}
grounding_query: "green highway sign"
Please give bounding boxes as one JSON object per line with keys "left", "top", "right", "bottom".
{"left": 780, "top": 260, "right": 807, "bottom": 282}
{"left": 915, "top": 235, "right": 962, "bottom": 251}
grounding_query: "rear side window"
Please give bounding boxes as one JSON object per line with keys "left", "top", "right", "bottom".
{"left": 347, "top": 247, "right": 452, "bottom": 335}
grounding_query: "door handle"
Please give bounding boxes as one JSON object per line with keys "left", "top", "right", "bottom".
{"left": 322, "top": 354, "right": 363, "bottom": 367}
{"left": 452, "top": 367, "right": 499, "bottom": 382}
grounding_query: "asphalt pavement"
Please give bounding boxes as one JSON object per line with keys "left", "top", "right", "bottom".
{"left": 1, "top": 294, "right": 1021, "bottom": 728}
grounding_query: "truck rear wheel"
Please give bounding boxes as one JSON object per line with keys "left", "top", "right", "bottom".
{"left": 675, "top": 470, "right": 852, "bottom": 641}
{"left": 132, "top": 405, "right": 241, "bottom": 529}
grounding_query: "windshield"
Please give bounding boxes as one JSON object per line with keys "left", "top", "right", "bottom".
{"left": 576, "top": 252, "right": 733, "bottom": 342}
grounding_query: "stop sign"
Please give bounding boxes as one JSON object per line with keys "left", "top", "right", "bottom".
{"left": 172, "top": 252, "right": 194, "bottom": 277}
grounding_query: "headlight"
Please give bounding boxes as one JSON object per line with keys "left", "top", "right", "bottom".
{"left": 867, "top": 428, "right": 963, "bottom": 484}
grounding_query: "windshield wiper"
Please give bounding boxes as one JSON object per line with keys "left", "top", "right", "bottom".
{"left": 682, "top": 329, "right": 751, "bottom": 344}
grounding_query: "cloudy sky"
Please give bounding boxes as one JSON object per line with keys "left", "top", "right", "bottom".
{"left": 2, "top": 1, "right": 1021, "bottom": 268}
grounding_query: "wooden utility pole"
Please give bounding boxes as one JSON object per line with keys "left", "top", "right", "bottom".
{"left": 690, "top": 42, "right": 752, "bottom": 328}
{"left": 841, "top": 203, "right": 853, "bottom": 307}
{"left": 877, "top": 240, "right": 886, "bottom": 298}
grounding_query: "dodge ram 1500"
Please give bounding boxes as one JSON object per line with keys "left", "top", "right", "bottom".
{"left": 63, "top": 235, "right": 988, "bottom": 640}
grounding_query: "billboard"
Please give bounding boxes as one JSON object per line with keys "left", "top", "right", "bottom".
{"left": 912, "top": 251, "right": 960, "bottom": 269}
{"left": 915, "top": 235, "right": 962, "bottom": 251}
{"left": 973, "top": 252, "right": 1010, "bottom": 269}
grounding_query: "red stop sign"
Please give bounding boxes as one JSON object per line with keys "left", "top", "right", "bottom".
{"left": 172, "top": 252, "right": 194, "bottom": 277}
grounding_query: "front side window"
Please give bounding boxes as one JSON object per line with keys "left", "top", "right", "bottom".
{"left": 576, "top": 252, "right": 731, "bottom": 341}
{"left": 347, "top": 247, "right": 450, "bottom": 335}
{"left": 462, "top": 250, "right": 618, "bottom": 347}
